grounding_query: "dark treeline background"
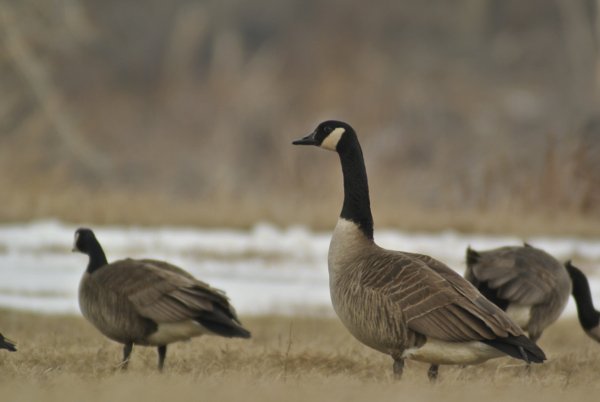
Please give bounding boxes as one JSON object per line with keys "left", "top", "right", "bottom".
{"left": 1, "top": 0, "right": 599, "bottom": 234}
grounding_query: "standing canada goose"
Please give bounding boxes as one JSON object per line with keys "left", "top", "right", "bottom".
{"left": 0, "top": 333, "right": 16, "bottom": 352}
{"left": 465, "top": 244, "right": 572, "bottom": 342}
{"left": 565, "top": 261, "right": 600, "bottom": 342}
{"left": 73, "top": 228, "right": 251, "bottom": 371}
{"left": 293, "top": 121, "right": 545, "bottom": 380}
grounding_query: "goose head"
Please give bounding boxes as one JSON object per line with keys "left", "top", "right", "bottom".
{"left": 72, "top": 228, "right": 97, "bottom": 254}
{"left": 293, "top": 120, "right": 354, "bottom": 152}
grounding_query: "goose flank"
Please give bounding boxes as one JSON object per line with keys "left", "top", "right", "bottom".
{"left": 293, "top": 120, "right": 545, "bottom": 381}
{"left": 73, "top": 228, "right": 250, "bottom": 371}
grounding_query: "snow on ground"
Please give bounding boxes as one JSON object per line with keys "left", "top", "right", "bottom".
{"left": 0, "top": 220, "right": 599, "bottom": 317}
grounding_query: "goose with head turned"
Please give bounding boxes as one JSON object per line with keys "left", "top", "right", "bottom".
{"left": 293, "top": 120, "right": 545, "bottom": 381}
{"left": 73, "top": 228, "right": 250, "bottom": 371}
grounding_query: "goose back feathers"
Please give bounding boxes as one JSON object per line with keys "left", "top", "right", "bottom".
{"left": 79, "top": 258, "right": 249, "bottom": 345}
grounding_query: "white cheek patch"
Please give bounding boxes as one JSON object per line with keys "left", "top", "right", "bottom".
{"left": 73, "top": 232, "right": 80, "bottom": 250}
{"left": 321, "top": 127, "right": 345, "bottom": 151}
{"left": 505, "top": 304, "right": 532, "bottom": 329}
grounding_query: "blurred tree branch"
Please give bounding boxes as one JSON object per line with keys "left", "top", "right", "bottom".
{"left": 0, "top": 2, "right": 110, "bottom": 177}
{"left": 556, "top": 0, "right": 600, "bottom": 123}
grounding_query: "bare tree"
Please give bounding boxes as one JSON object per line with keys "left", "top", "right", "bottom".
{"left": 556, "top": 0, "right": 600, "bottom": 124}
{"left": 0, "top": 2, "right": 110, "bottom": 177}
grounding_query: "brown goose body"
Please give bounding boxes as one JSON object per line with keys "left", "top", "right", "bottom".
{"left": 74, "top": 229, "right": 250, "bottom": 371}
{"left": 79, "top": 258, "right": 246, "bottom": 346}
{"left": 465, "top": 245, "right": 571, "bottom": 341}
{"left": 329, "top": 219, "right": 538, "bottom": 366}
{"left": 294, "top": 121, "right": 545, "bottom": 380}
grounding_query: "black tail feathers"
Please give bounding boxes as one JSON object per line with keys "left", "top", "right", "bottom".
{"left": 194, "top": 308, "right": 251, "bottom": 339}
{"left": 483, "top": 334, "right": 545, "bottom": 363}
{"left": 198, "top": 319, "right": 251, "bottom": 339}
{"left": 0, "top": 334, "right": 17, "bottom": 352}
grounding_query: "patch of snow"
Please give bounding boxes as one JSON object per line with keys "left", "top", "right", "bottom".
{"left": 0, "top": 220, "right": 598, "bottom": 319}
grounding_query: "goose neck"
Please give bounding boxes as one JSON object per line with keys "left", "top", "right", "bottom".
{"left": 86, "top": 242, "right": 108, "bottom": 274}
{"left": 570, "top": 268, "right": 600, "bottom": 330}
{"left": 338, "top": 137, "right": 374, "bottom": 240}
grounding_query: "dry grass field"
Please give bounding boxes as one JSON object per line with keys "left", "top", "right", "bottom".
{"left": 1, "top": 308, "right": 599, "bottom": 402}
{"left": 5, "top": 188, "right": 600, "bottom": 237}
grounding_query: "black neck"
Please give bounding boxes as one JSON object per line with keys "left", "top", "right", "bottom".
{"left": 86, "top": 239, "right": 108, "bottom": 274}
{"left": 569, "top": 265, "right": 600, "bottom": 330}
{"left": 337, "top": 133, "right": 374, "bottom": 240}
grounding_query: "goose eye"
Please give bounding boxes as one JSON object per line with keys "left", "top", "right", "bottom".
{"left": 324, "top": 126, "right": 333, "bottom": 134}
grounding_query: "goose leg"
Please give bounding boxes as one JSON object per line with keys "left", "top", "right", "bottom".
{"left": 526, "top": 332, "right": 541, "bottom": 373}
{"left": 516, "top": 345, "right": 533, "bottom": 374}
{"left": 121, "top": 342, "right": 133, "bottom": 370}
{"left": 393, "top": 358, "right": 404, "bottom": 380}
{"left": 157, "top": 345, "right": 167, "bottom": 372}
{"left": 428, "top": 364, "right": 439, "bottom": 382}
{"left": 528, "top": 332, "right": 541, "bottom": 343}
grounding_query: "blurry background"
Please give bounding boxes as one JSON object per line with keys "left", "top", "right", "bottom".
{"left": 1, "top": 0, "right": 600, "bottom": 235}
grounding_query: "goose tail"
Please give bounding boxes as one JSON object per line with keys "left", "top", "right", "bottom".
{"left": 0, "top": 335, "right": 17, "bottom": 352}
{"left": 483, "top": 335, "right": 545, "bottom": 363}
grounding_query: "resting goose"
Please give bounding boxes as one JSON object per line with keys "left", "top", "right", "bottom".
{"left": 465, "top": 244, "right": 571, "bottom": 342}
{"left": 73, "top": 228, "right": 250, "bottom": 371}
{"left": 293, "top": 120, "right": 545, "bottom": 380}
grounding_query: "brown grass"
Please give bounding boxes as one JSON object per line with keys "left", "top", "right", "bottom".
{"left": 1, "top": 309, "right": 600, "bottom": 401}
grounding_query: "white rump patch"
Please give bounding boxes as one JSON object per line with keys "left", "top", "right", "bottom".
{"left": 146, "top": 320, "right": 207, "bottom": 345}
{"left": 321, "top": 127, "right": 345, "bottom": 151}
{"left": 72, "top": 232, "right": 80, "bottom": 251}
{"left": 402, "top": 339, "right": 504, "bottom": 365}
{"left": 505, "top": 304, "right": 532, "bottom": 329}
